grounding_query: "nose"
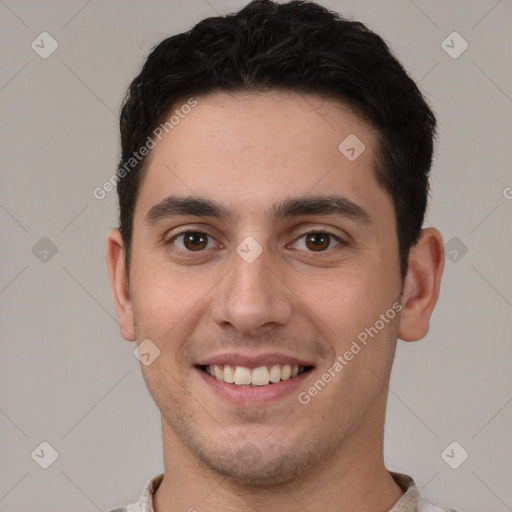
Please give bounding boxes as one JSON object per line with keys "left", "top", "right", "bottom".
{"left": 211, "top": 248, "right": 293, "bottom": 335}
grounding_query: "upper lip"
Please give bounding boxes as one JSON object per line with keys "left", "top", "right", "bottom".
{"left": 197, "top": 352, "right": 315, "bottom": 369}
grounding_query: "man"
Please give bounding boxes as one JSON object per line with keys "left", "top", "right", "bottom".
{"left": 106, "top": 1, "right": 451, "bottom": 510}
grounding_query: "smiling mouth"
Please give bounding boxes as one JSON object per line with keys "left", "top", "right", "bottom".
{"left": 198, "top": 364, "right": 314, "bottom": 387}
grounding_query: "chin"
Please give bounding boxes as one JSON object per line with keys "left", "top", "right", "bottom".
{"left": 188, "top": 433, "right": 325, "bottom": 488}
{"left": 199, "top": 452, "right": 309, "bottom": 488}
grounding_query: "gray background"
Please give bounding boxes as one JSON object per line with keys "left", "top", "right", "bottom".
{"left": 1, "top": 0, "right": 511, "bottom": 511}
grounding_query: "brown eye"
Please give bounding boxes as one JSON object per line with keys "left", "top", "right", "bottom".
{"left": 167, "top": 230, "right": 220, "bottom": 256}
{"left": 304, "top": 232, "right": 331, "bottom": 251}
{"left": 289, "top": 231, "right": 342, "bottom": 253}
{"left": 182, "top": 232, "right": 208, "bottom": 251}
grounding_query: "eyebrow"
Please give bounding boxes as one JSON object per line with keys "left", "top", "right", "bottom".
{"left": 144, "top": 194, "right": 371, "bottom": 226}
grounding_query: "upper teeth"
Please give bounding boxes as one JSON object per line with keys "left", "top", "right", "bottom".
{"left": 205, "top": 364, "right": 304, "bottom": 386}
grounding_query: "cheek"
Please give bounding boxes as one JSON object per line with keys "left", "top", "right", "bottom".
{"left": 294, "top": 266, "right": 389, "bottom": 342}
{"left": 129, "top": 257, "right": 217, "bottom": 341}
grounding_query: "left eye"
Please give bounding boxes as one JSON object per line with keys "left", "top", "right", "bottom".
{"left": 291, "top": 232, "right": 341, "bottom": 252}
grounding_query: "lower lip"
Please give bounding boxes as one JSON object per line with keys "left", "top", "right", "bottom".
{"left": 197, "top": 367, "right": 313, "bottom": 405}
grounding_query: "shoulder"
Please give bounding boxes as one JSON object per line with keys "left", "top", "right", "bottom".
{"left": 107, "top": 472, "right": 164, "bottom": 512}
{"left": 418, "top": 498, "right": 461, "bottom": 512}
{"left": 107, "top": 505, "right": 144, "bottom": 512}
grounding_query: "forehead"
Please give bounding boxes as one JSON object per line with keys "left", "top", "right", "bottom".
{"left": 135, "top": 90, "right": 390, "bottom": 222}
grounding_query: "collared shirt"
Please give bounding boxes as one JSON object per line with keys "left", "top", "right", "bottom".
{"left": 108, "top": 472, "right": 459, "bottom": 512}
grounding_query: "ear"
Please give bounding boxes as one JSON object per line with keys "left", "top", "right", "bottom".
{"left": 398, "top": 227, "right": 445, "bottom": 342}
{"left": 106, "top": 228, "right": 136, "bottom": 341}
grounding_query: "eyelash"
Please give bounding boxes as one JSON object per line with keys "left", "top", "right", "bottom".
{"left": 165, "top": 229, "right": 345, "bottom": 257}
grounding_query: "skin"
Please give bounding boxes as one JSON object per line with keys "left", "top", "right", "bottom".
{"left": 107, "top": 90, "right": 444, "bottom": 512}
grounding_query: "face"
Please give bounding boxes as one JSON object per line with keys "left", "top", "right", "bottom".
{"left": 118, "top": 91, "right": 405, "bottom": 485}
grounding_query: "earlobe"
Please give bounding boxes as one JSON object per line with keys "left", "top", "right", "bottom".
{"left": 398, "top": 227, "right": 445, "bottom": 342}
{"left": 106, "top": 229, "right": 136, "bottom": 341}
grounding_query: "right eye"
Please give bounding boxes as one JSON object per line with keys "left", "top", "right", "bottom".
{"left": 167, "top": 231, "right": 219, "bottom": 253}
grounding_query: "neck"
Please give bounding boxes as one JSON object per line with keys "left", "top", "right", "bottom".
{"left": 153, "top": 418, "right": 404, "bottom": 512}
